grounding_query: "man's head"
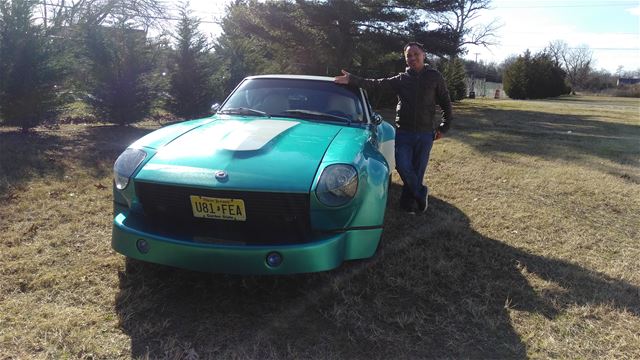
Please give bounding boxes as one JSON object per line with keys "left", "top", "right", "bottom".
{"left": 404, "top": 41, "right": 426, "bottom": 72}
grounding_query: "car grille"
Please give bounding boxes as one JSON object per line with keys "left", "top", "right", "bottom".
{"left": 134, "top": 181, "right": 312, "bottom": 245}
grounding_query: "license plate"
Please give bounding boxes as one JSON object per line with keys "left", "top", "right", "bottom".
{"left": 190, "top": 195, "right": 246, "bottom": 221}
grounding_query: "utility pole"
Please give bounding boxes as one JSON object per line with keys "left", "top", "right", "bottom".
{"left": 470, "top": 52, "right": 480, "bottom": 98}
{"left": 43, "top": 0, "right": 48, "bottom": 30}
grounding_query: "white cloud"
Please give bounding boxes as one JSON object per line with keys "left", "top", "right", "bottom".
{"left": 626, "top": 6, "right": 640, "bottom": 16}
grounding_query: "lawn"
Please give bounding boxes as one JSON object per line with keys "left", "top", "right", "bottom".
{"left": 0, "top": 95, "right": 638, "bottom": 359}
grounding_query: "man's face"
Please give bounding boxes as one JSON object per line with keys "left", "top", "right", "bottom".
{"left": 405, "top": 45, "right": 425, "bottom": 71}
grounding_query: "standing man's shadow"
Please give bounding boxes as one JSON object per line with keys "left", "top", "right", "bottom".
{"left": 114, "top": 183, "right": 639, "bottom": 358}
{"left": 363, "top": 183, "right": 640, "bottom": 357}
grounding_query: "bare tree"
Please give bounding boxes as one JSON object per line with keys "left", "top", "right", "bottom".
{"left": 615, "top": 66, "right": 640, "bottom": 78}
{"left": 563, "top": 45, "right": 592, "bottom": 93}
{"left": 545, "top": 40, "right": 592, "bottom": 94}
{"left": 39, "top": 0, "right": 166, "bottom": 32}
{"left": 422, "top": 0, "right": 501, "bottom": 56}
{"left": 545, "top": 39, "right": 568, "bottom": 67}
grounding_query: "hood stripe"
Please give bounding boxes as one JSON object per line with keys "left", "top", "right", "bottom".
{"left": 220, "top": 120, "right": 299, "bottom": 151}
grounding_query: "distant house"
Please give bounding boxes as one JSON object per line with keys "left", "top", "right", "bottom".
{"left": 465, "top": 77, "right": 505, "bottom": 99}
{"left": 617, "top": 78, "right": 640, "bottom": 86}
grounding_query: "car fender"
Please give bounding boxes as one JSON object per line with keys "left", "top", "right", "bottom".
{"left": 310, "top": 126, "right": 390, "bottom": 231}
{"left": 377, "top": 121, "right": 396, "bottom": 170}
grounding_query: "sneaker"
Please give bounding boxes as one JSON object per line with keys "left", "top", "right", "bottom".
{"left": 417, "top": 192, "right": 428, "bottom": 213}
{"left": 400, "top": 200, "right": 416, "bottom": 215}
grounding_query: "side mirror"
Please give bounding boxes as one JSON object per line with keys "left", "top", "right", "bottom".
{"left": 210, "top": 103, "right": 220, "bottom": 114}
{"left": 372, "top": 112, "right": 383, "bottom": 125}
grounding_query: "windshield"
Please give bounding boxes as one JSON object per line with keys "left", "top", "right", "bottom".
{"left": 220, "top": 78, "right": 366, "bottom": 123}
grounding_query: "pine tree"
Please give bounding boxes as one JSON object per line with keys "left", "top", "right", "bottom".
{"left": 0, "top": 0, "right": 61, "bottom": 131}
{"left": 83, "top": 24, "right": 158, "bottom": 125}
{"left": 437, "top": 57, "right": 467, "bottom": 101}
{"left": 168, "top": 3, "right": 215, "bottom": 119}
{"left": 503, "top": 52, "right": 529, "bottom": 99}
{"left": 217, "top": 0, "right": 459, "bottom": 78}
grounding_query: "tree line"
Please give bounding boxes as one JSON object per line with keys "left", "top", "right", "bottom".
{"left": 0, "top": 0, "right": 635, "bottom": 131}
{"left": 0, "top": 0, "right": 500, "bottom": 130}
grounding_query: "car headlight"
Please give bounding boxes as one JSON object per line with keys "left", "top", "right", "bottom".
{"left": 316, "top": 164, "right": 358, "bottom": 207}
{"left": 113, "top": 148, "right": 147, "bottom": 190}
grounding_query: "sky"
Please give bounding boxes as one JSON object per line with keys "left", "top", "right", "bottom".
{"left": 168, "top": 0, "right": 640, "bottom": 74}
{"left": 463, "top": 0, "right": 640, "bottom": 73}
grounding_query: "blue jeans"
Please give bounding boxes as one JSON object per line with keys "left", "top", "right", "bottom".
{"left": 395, "top": 129, "right": 435, "bottom": 205}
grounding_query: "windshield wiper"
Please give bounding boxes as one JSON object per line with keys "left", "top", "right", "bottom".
{"left": 280, "top": 109, "right": 351, "bottom": 124}
{"left": 218, "top": 107, "right": 271, "bottom": 118}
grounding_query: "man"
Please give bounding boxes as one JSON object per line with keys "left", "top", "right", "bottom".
{"left": 334, "top": 42, "right": 453, "bottom": 213}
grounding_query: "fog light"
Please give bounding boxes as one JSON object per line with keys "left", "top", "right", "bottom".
{"left": 136, "top": 239, "right": 150, "bottom": 254}
{"left": 266, "top": 252, "right": 283, "bottom": 267}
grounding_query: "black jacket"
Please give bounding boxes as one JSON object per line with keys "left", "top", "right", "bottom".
{"left": 348, "top": 67, "right": 453, "bottom": 133}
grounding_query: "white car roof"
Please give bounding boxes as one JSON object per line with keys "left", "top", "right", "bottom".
{"left": 245, "top": 74, "right": 335, "bottom": 82}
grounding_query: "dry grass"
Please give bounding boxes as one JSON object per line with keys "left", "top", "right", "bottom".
{"left": 0, "top": 95, "right": 638, "bottom": 359}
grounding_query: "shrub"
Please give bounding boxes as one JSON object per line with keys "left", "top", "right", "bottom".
{"left": 614, "top": 84, "right": 640, "bottom": 98}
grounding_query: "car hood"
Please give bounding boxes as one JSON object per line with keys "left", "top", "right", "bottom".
{"left": 134, "top": 117, "right": 342, "bottom": 192}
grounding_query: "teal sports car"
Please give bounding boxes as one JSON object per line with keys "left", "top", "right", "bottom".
{"left": 112, "top": 75, "right": 396, "bottom": 274}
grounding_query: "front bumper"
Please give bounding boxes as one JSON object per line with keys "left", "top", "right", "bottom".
{"left": 112, "top": 211, "right": 382, "bottom": 274}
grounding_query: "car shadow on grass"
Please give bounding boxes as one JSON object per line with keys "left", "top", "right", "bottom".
{"left": 114, "top": 183, "right": 639, "bottom": 359}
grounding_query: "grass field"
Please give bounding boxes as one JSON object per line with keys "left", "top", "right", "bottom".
{"left": 0, "top": 95, "right": 638, "bottom": 359}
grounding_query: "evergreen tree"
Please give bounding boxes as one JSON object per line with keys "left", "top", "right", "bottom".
{"left": 215, "top": 0, "right": 461, "bottom": 108}
{"left": 168, "top": 3, "right": 216, "bottom": 119}
{"left": 212, "top": 34, "right": 262, "bottom": 99}
{"left": 503, "top": 52, "right": 529, "bottom": 99}
{"left": 217, "top": 0, "right": 458, "bottom": 77}
{"left": 436, "top": 57, "right": 466, "bottom": 101}
{"left": 41, "top": 0, "right": 167, "bottom": 123}
{"left": 503, "top": 50, "right": 569, "bottom": 99}
{"left": 83, "top": 24, "right": 159, "bottom": 125}
{"left": 527, "top": 53, "right": 568, "bottom": 98}
{"left": 0, "top": 0, "right": 61, "bottom": 131}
